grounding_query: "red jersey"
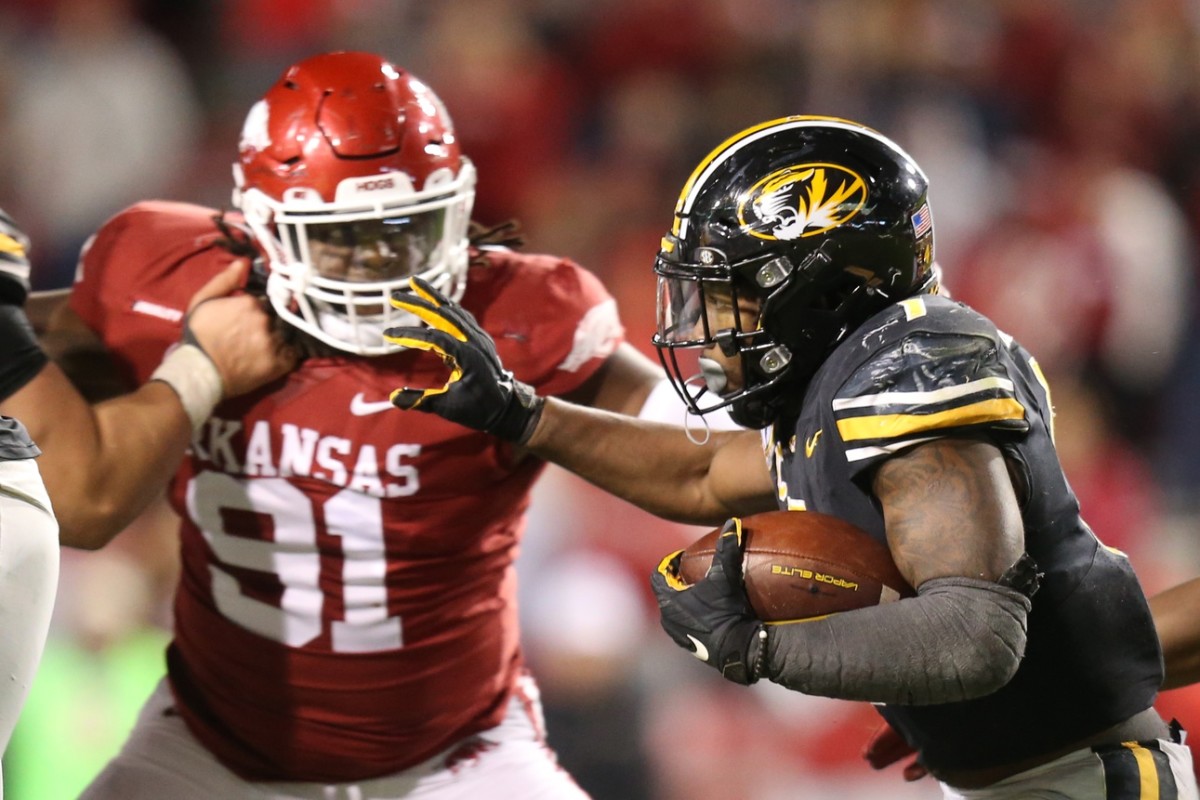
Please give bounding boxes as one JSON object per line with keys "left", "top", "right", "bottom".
{"left": 70, "top": 201, "right": 625, "bottom": 781}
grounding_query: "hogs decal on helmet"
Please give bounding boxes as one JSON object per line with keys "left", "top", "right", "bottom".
{"left": 653, "top": 116, "right": 938, "bottom": 429}
{"left": 233, "top": 51, "right": 477, "bottom": 355}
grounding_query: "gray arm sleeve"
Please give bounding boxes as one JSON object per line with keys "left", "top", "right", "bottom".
{"left": 762, "top": 576, "right": 1032, "bottom": 705}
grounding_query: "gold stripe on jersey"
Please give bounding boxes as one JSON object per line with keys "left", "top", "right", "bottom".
{"left": 1125, "top": 742, "right": 1160, "bottom": 798}
{"left": 836, "top": 397, "right": 1026, "bottom": 442}
{"left": 1098, "top": 740, "right": 1177, "bottom": 799}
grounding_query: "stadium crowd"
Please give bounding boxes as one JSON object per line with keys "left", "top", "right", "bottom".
{"left": 2, "top": 0, "right": 1200, "bottom": 797}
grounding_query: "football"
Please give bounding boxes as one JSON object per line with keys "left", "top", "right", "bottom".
{"left": 677, "top": 510, "right": 914, "bottom": 623}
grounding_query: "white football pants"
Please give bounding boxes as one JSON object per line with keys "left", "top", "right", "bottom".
{"left": 0, "top": 458, "right": 60, "bottom": 797}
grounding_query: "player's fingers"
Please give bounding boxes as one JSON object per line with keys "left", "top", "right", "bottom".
{"left": 382, "top": 326, "right": 464, "bottom": 364}
{"left": 655, "top": 549, "right": 689, "bottom": 591}
{"left": 402, "top": 278, "right": 493, "bottom": 345}
{"left": 863, "top": 722, "right": 913, "bottom": 769}
{"left": 389, "top": 292, "right": 468, "bottom": 342}
{"left": 270, "top": 334, "right": 300, "bottom": 372}
{"left": 718, "top": 517, "right": 744, "bottom": 542}
{"left": 713, "top": 518, "right": 746, "bottom": 581}
{"left": 389, "top": 387, "right": 429, "bottom": 411}
{"left": 902, "top": 761, "right": 929, "bottom": 782}
{"left": 408, "top": 275, "right": 452, "bottom": 307}
{"left": 188, "top": 259, "right": 249, "bottom": 311}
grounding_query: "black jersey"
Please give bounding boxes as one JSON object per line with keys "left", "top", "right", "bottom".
{"left": 0, "top": 416, "right": 38, "bottom": 461}
{"left": 765, "top": 293, "right": 1162, "bottom": 772}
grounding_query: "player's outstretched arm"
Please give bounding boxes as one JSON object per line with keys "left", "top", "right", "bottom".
{"left": 529, "top": 397, "right": 774, "bottom": 525}
{"left": 1149, "top": 576, "right": 1200, "bottom": 690}
{"left": 2, "top": 260, "right": 297, "bottom": 549}
{"left": 384, "top": 278, "right": 776, "bottom": 526}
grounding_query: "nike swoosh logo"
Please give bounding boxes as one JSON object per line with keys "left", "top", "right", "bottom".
{"left": 349, "top": 393, "right": 397, "bottom": 416}
{"left": 686, "top": 635, "right": 709, "bottom": 662}
{"left": 804, "top": 429, "right": 823, "bottom": 458}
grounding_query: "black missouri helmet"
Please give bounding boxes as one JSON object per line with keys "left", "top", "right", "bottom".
{"left": 653, "top": 115, "right": 938, "bottom": 429}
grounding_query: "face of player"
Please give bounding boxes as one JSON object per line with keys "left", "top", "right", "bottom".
{"left": 304, "top": 212, "right": 446, "bottom": 285}
{"left": 697, "top": 283, "right": 760, "bottom": 395}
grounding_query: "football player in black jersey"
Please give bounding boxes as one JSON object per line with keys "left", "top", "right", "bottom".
{"left": 383, "top": 116, "right": 1197, "bottom": 797}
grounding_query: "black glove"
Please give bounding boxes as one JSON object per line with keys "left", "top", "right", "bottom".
{"left": 383, "top": 276, "right": 544, "bottom": 444}
{"left": 651, "top": 517, "right": 768, "bottom": 685}
{"left": 0, "top": 208, "right": 32, "bottom": 306}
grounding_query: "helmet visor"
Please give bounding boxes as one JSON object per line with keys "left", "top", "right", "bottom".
{"left": 655, "top": 272, "right": 746, "bottom": 347}
{"left": 301, "top": 209, "right": 447, "bottom": 283}
{"left": 656, "top": 274, "right": 707, "bottom": 345}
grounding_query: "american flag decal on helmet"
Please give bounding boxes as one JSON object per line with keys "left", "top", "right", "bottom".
{"left": 911, "top": 203, "right": 932, "bottom": 238}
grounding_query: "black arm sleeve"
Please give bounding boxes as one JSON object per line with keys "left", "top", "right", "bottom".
{"left": 762, "top": 576, "right": 1032, "bottom": 705}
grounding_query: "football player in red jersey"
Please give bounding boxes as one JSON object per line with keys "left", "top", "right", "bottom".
{"left": 24, "top": 51, "right": 701, "bottom": 799}
{"left": 385, "top": 116, "right": 1199, "bottom": 798}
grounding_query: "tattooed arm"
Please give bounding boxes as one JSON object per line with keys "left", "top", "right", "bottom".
{"left": 760, "top": 437, "right": 1034, "bottom": 704}
{"left": 874, "top": 437, "right": 1026, "bottom": 588}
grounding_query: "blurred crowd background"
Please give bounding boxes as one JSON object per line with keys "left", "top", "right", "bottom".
{"left": 3, "top": 0, "right": 1200, "bottom": 797}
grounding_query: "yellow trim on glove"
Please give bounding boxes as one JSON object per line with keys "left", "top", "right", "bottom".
{"left": 721, "top": 517, "right": 744, "bottom": 546}
{"left": 382, "top": 334, "right": 465, "bottom": 408}
{"left": 656, "top": 549, "right": 690, "bottom": 591}
{"left": 389, "top": 279, "right": 468, "bottom": 341}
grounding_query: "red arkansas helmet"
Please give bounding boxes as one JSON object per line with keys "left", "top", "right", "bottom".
{"left": 233, "top": 51, "right": 477, "bottom": 354}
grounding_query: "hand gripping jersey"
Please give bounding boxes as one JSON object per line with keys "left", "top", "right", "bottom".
{"left": 766, "top": 293, "right": 1162, "bottom": 773}
{"left": 69, "top": 201, "right": 625, "bottom": 781}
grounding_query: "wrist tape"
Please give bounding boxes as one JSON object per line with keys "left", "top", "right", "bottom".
{"left": 150, "top": 344, "right": 223, "bottom": 431}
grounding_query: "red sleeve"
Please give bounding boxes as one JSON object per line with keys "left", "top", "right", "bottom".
{"left": 69, "top": 201, "right": 243, "bottom": 384}
{"left": 463, "top": 250, "right": 626, "bottom": 398}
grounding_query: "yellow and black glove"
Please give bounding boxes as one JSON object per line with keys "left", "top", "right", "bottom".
{"left": 384, "top": 277, "right": 544, "bottom": 444}
{"left": 651, "top": 518, "right": 767, "bottom": 686}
